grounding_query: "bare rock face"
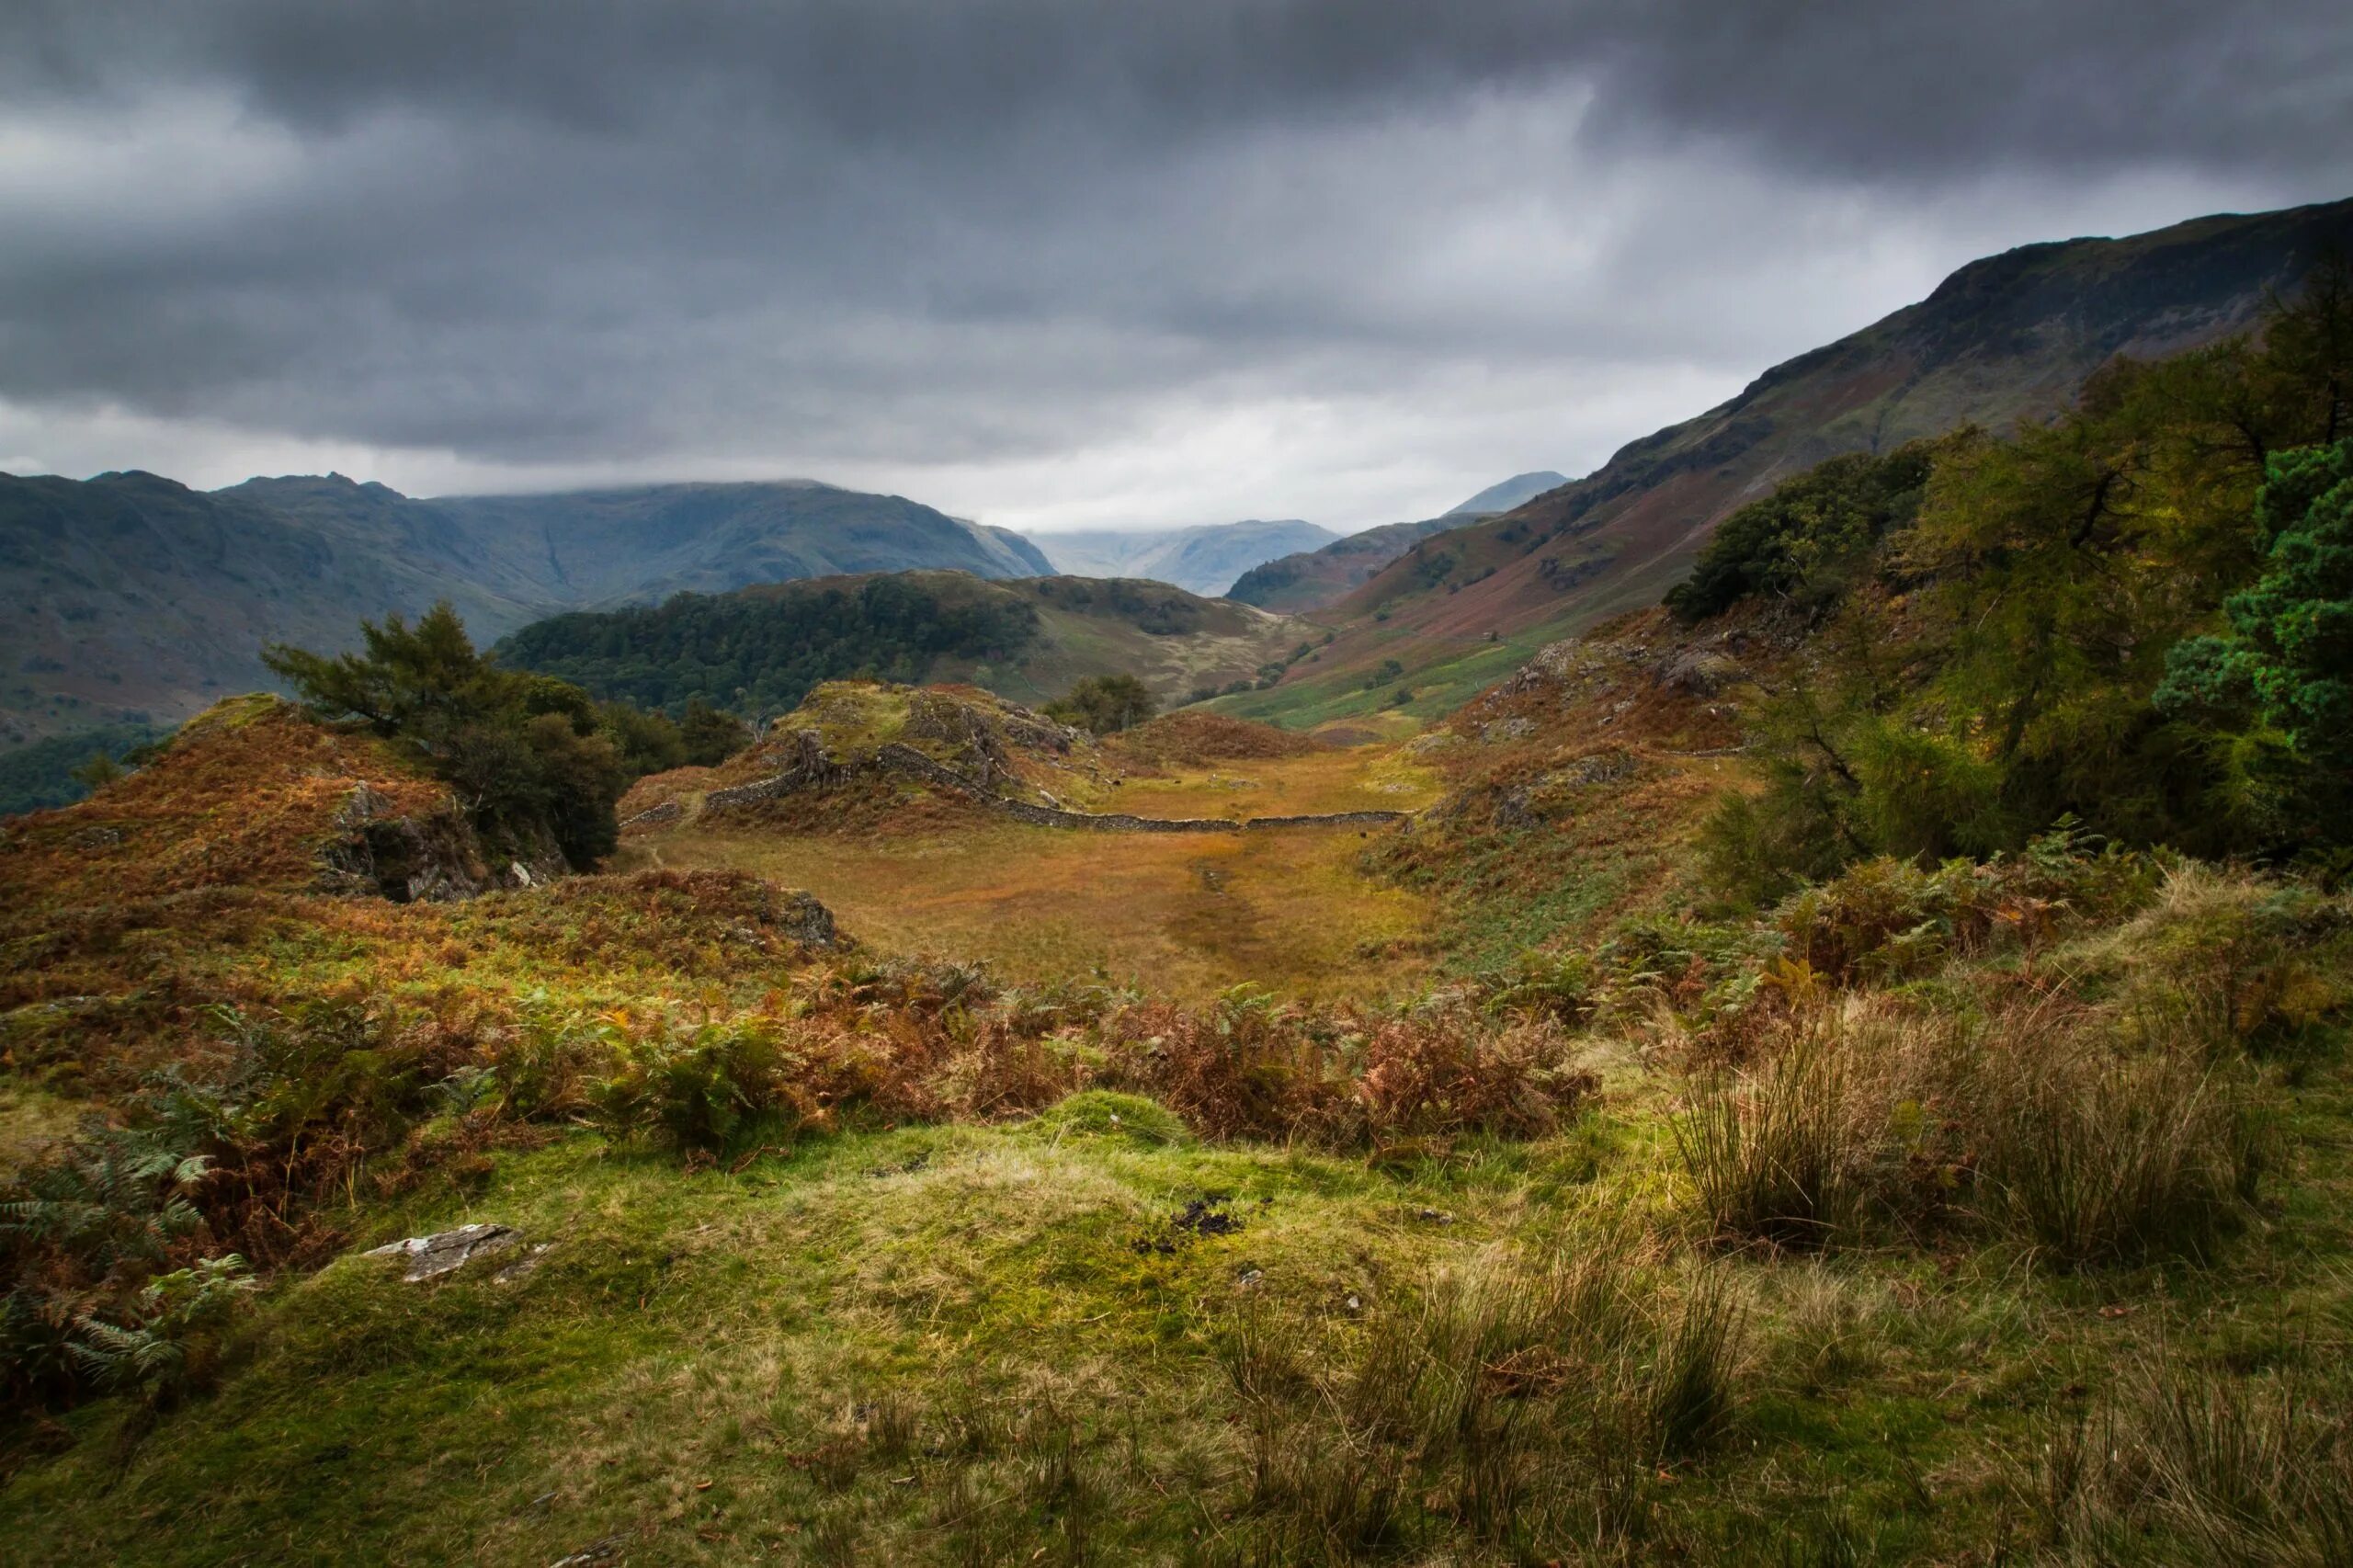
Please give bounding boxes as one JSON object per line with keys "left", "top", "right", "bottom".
{"left": 318, "top": 785, "right": 565, "bottom": 901}
{"left": 768, "top": 887, "right": 839, "bottom": 949}
{"left": 1653, "top": 648, "right": 1745, "bottom": 698}
{"left": 364, "top": 1222, "right": 522, "bottom": 1282}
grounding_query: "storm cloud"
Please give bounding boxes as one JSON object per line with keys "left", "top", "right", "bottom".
{"left": 1, "top": 1, "right": 2346, "bottom": 531}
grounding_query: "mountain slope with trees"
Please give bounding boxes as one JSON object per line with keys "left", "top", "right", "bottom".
{"left": 495, "top": 570, "right": 1305, "bottom": 722}
{"left": 1220, "top": 195, "right": 2353, "bottom": 727}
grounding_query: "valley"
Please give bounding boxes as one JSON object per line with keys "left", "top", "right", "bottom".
{"left": 5, "top": 189, "right": 2353, "bottom": 1568}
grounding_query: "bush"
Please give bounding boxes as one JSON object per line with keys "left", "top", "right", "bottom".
{"left": 1043, "top": 674, "right": 1157, "bottom": 734}
{"left": 586, "top": 1018, "right": 796, "bottom": 1153}
{"left": 68, "top": 1256, "right": 258, "bottom": 1409}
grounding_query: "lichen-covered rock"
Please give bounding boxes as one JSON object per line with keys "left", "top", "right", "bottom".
{"left": 364, "top": 1222, "right": 522, "bottom": 1282}
{"left": 1653, "top": 648, "right": 1745, "bottom": 697}
{"left": 769, "top": 888, "right": 840, "bottom": 948}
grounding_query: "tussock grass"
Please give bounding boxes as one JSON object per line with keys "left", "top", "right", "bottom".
{"left": 1671, "top": 976, "right": 2270, "bottom": 1267}
{"left": 1676, "top": 1024, "right": 1860, "bottom": 1249}
{"left": 1974, "top": 1041, "right": 2261, "bottom": 1269}
{"left": 2029, "top": 1356, "right": 2353, "bottom": 1565}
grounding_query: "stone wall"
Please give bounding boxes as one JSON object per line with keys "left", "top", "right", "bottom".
{"left": 1238, "top": 811, "right": 1411, "bottom": 830}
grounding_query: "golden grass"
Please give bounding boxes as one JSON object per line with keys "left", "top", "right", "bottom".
{"left": 1082, "top": 744, "right": 1439, "bottom": 819}
{"left": 630, "top": 817, "right": 1433, "bottom": 1002}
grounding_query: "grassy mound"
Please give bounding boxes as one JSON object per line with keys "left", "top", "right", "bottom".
{"left": 0, "top": 695, "right": 463, "bottom": 907}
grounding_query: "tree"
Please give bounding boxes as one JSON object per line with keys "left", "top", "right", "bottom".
{"left": 2160, "top": 440, "right": 2353, "bottom": 777}
{"left": 69, "top": 753, "right": 124, "bottom": 793}
{"left": 678, "top": 699, "right": 755, "bottom": 767}
{"left": 265, "top": 602, "right": 631, "bottom": 870}
{"left": 1043, "top": 675, "right": 1157, "bottom": 734}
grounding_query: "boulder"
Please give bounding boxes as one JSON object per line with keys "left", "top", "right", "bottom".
{"left": 364, "top": 1222, "right": 522, "bottom": 1282}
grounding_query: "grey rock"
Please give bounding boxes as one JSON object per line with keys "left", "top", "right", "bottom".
{"left": 365, "top": 1222, "right": 522, "bottom": 1282}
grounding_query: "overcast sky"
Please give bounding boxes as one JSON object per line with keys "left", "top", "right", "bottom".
{"left": 1, "top": 2, "right": 2347, "bottom": 535}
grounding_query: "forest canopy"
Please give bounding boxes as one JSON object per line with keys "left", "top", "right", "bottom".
{"left": 495, "top": 574, "right": 1040, "bottom": 721}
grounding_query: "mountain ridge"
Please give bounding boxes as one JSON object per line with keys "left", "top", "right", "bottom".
{"left": 1213, "top": 193, "right": 2353, "bottom": 725}
{"left": 0, "top": 471, "right": 1057, "bottom": 749}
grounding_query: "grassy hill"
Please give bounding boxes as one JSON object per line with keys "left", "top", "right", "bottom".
{"left": 495, "top": 570, "right": 1310, "bottom": 719}
{"left": 7, "top": 195, "right": 2353, "bottom": 1566}
{"left": 1222, "top": 194, "right": 2353, "bottom": 727}
{"left": 5, "top": 636, "right": 2350, "bottom": 1564}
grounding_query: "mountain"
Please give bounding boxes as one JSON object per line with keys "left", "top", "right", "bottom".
{"left": 970, "top": 522, "right": 1057, "bottom": 575}
{"left": 1217, "top": 194, "right": 2353, "bottom": 727}
{"left": 1225, "top": 516, "right": 1461, "bottom": 612}
{"left": 0, "top": 472, "right": 1053, "bottom": 751}
{"left": 496, "top": 570, "right": 1303, "bottom": 717}
{"left": 1225, "top": 473, "right": 1571, "bottom": 613}
{"left": 1031, "top": 518, "right": 1337, "bottom": 596}
{"left": 1446, "top": 471, "right": 1566, "bottom": 516}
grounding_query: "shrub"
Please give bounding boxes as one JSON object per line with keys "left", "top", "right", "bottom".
{"left": 67, "top": 1255, "right": 257, "bottom": 1409}
{"left": 1042, "top": 674, "right": 1157, "bottom": 734}
{"left": 1106, "top": 989, "right": 1593, "bottom": 1149}
{"left": 586, "top": 1017, "right": 795, "bottom": 1153}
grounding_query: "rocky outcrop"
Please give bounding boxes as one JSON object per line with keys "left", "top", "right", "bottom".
{"left": 699, "top": 735, "right": 1413, "bottom": 835}
{"left": 767, "top": 888, "right": 841, "bottom": 948}
{"left": 316, "top": 783, "right": 535, "bottom": 903}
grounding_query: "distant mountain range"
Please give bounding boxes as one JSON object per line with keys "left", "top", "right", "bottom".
{"left": 1225, "top": 473, "right": 1568, "bottom": 613}
{"left": 0, "top": 472, "right": 1051, "bottom": 747}
{"left": 1030, "top": 519, "right": 1339, "bottom": 597}
{"left": 1225, "top": 517, "right": 1465, "bottom": 613}
{"left": 1216, "top": 193, "right": 2353, "bottom": 725}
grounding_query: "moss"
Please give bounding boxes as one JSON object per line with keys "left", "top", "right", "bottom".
{"left": 1020, "top": 1089, "right": 1194, "bottom": 1147}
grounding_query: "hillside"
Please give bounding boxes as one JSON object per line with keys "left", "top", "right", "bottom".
{"left": 1446, "top": 470, "right": 1567, "bottom": 515}
{"left": 0, "top": 472, "right": 1050, "bottom": 756}
{"left": 1031, "top": 518, "right": 1336, "bottom": 595}
{"left": 1221, "top": 194, "right": 2353, "bottom": 726}
{"left": 8, "top": 527, "right": 2353, "bottom": 1563}
{"left": 1226, "top": 515, "right": 1462, "bottom": 611}
{"left": 1228, "top": 472, "right": 1574, "bottom": 613}
{"left": 495, "top": 570, "right": 1308, "bottom": 719}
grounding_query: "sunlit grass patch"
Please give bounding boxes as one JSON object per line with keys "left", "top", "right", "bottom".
{"left": 649, "top": 820, "right": 1433, "bottom": 1002}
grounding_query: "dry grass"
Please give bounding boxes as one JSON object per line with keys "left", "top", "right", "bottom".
{"left": 0, "top": 695, "right": 452, "bottom": 905}
{"left": 1085, "top": 743, "right": 1438, "bottom": 820}
{"left": 634, "top": 819, "right": 1433, "bottom": 1003}
{"left": 2028, "top": 1356, "right": 2353, "bottom": 1564}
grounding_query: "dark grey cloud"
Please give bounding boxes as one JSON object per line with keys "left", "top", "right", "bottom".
{"left": 0, "top": 2, "right": 2345, "bottom": 528}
